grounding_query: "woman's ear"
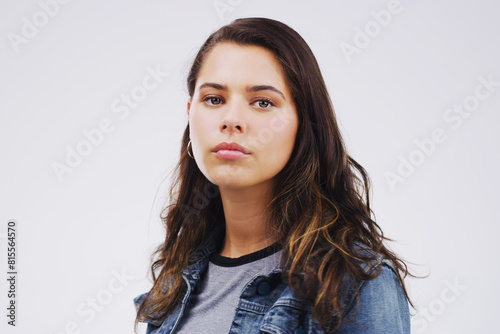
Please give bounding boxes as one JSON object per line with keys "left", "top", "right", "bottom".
{"left": 187, "top": 100, "right": 191, "bottom": 117}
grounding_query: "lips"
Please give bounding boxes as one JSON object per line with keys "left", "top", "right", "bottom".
{"left": 212, "top": 142, "right": 250, "bottom": 160}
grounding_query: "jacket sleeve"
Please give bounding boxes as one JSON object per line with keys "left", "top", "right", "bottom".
{"left": 334, "top": 263, "right": 410, "bottom": 334}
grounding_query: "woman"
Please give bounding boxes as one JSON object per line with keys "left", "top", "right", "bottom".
{"left": 135, "top": 17, "right": 412, "bottom": 333}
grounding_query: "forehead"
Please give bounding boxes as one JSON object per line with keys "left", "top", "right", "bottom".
{"left": 196, "top": 43, "right": 290, "bottom": 94}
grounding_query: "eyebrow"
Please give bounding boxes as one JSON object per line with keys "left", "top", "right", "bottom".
{"left": 198, "top": 82, "right": 286, "bottom": 101}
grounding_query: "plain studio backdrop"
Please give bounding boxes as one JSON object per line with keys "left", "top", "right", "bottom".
{"left": 0, "top": 0, "right": 498, "bottom": 333}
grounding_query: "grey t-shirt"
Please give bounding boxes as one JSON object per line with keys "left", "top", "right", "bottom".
{"left": 175, "top": 244, "right": 282, "bottom": 334}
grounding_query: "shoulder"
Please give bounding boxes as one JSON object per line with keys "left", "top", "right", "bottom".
{"left": 259, "top": 261, "right": 409, "bottom": 333}
{"left": 356, "top": 262, "right": 408, "bottom": 309}
{"left": 133, "top": 292, "right": 148, "bottom": 311}
{"left": 337, "top": 262, "right": 410, "bottom": 334}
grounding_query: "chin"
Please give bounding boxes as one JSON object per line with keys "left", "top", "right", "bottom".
{"left": 208, "top": 173, "right": 248, "bottom": 189}
{"left": 200, "top": 164, "right": 243, "bottom": 188}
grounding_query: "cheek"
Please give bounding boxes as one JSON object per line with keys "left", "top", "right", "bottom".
{"left": 254, "top": 114, "right": 298, "bottom": 169}
{"left": 189, "top": 111, "right": 216, "bottom": 144}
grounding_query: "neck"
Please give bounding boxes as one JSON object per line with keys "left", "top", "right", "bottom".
{"left": 219, "top": 182, "right": 277, "bottom": 258}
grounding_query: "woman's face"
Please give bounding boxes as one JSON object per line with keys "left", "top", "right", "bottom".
{"left": 188, "top": 43, "right": 298, "bottom": 190}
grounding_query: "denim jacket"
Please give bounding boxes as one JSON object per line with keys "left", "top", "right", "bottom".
{"left": 134, "top": 232, "right": 410, "bottom": 334}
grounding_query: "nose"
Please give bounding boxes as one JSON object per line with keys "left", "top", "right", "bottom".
{"left": 220, "top": 99, "right": 245, "bottom": 134}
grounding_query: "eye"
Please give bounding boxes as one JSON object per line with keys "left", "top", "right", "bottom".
{"left": 204, "top": 96, "right": 223, "bottom": 106}
{"left": 254, "top": 99, "right": 274, "bottom": 109}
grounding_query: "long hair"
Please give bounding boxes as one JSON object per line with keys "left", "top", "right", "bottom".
{"left": 136, "top": 17, "right": 412, "bottom": 332}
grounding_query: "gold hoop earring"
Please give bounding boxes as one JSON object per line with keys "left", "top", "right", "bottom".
{"left": 187, "top": 140, "right": 194, "bottom": 159}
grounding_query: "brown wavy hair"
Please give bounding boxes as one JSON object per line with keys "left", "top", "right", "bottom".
{"left": 136, "top": 17, "right": 412, "bottom": 332}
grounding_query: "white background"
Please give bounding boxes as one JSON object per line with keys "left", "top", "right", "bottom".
{"left": 1, "top": 0, "right": 499, "bottom": 333}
